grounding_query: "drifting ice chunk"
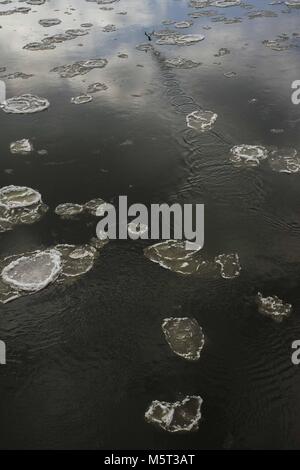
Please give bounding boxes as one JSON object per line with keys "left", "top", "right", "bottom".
{"left": 26, "top": 0, "right": 45, "bottom": 4}
{"left": 0, "top": 94, "right": 49, "bottom": 114}
{"left": 145, "top": 396, "right": 203, "bottom": 433}
{"left": 164, "top": 57, "right": 201, "bottom": 68}
{"left": 39, "top": 18, "right": 62, "bottom": 27}
{"left": 257, "top": 292, "right": 292, "bottom": 321}
{"left": 186, "top": 110, "right": 218, "bottom": 132}
{"left": 87, "top": 82, "right": 108, "bottom": 93}
{"left": 162, "top": 317, "right": 205, "bottom": 361}
{"left": 156, "top": 33, "right": 205, "bottom": 46}
{"left": 144, "top": 240, "right": 240, "bottom": 279}
{"left": 51, "top": 59, "right": 108, "bottom": 78}
{"left": 144, "top": 240, "right": 216, "bottom": 277}
{"left": 71, "top": 94, "right": 93, "bottom": 105}
{"left": 268, "top": 148, "right": 300, "bottom": 173}
{"left": 1, "top": 250, "right": 62, "bottom": 292}
{"left": 0, "top": 186, "right": 47, "bottom": 232}
{"left": 213, "top": 0, "right": 241, "bottom": 6}
{"left": 55, "top": 244, "right": 97, "bottom": 278}
{"left": 285, "top": 1, "right": 300, "bottom": 7}
{"left": 55, "top": 203, "right": 84, "bottom": 219}
{"left": 175, "top": 21, "right": 193, "bottom": 28}
{"left": 215, "top": 253, "right": 241, "bottom": 279}
{"left": 230, "top": 145, "right": 269, "bottom": 167}
{"left": 10, "top": 139, "right": 33, "bottom": 155}
{"left": 84, "top": 198, "right": 107, "bottom": 216}
{"left": 0, "top": 186, "right": 41, "bottom": 209}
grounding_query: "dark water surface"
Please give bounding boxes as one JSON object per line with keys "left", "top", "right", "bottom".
{"left": 0, "top": 0, "right": 300, "bottom": 450}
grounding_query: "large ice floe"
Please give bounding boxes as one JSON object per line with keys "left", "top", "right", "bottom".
{"left": 257, "top": 292, "right": 292, "bottom": 322}
{"left": 162, "top": 317, "right": 205, "bottom": 361}
{"left": 144, "top": 240, "right": 241, "bottom": 279}
{"left": 145, "top": 396, "right": 203, "bottom": 433}
{"left": 0, "top": 95, "right": 50, "bottom": 114}
{"left": 0, "top": 186, "right": 48, "bottom": 233}
{"left": 0, "top": 243, "right": 102, "bottom": 304}
{"left": 186, "top": 110, "right": 218, "bottom": 132}
{"left": 50, "top": 59, "right": 108, "bottom": 78}
{"left": 229, "top": 145, "right": 269, "bottom": 167}
{"left": 2, "top": 250, "right": 62, "bottom": 292}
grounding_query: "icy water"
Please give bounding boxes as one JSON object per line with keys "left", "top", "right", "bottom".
{"left": 0, "top": 0, "right": 300, "bottom": 450}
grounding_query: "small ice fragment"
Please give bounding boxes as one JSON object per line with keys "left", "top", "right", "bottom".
{"left": 230, "top": 145, "right": 269, "bottom": 167}
{"left": 164, "top": 57, "right": 201, "bottom": 68}
{"left": 145, "top": 396, "right": 203, "bottom": 433}
{"left": 102, "top": 24, "right": 116, "bottom": 32}
{"left": 55, "top": 244, "right": 97, "bottom": 278}
{"left": 71, "top": 94, "right": 92, "bottom": 105}
{"left": 10, "top": 139, "right": 33, "bottom": 155}
{"left": 162, "top": 317, "right": 205, "bottom": 361}
{"left": 215, "top": 253, "right": 241, "bottom": 279}
{"left": 84, "top": 198, "right": 107, "bottom": 216}
{"left": 213, "top": 0, "right": 241, "bottom": 6}
{"left": 55, "top": 203, "right": 84, "bottom": 219}
{"left": 86, "top": 82, "right": 108, "bottom": 93}
{"left": 175, "top": 21, "right": 193, "bottom": 28}
{"left": 268, "top": 148, "right": 300, "bottom": 173}
{"left": 224, "top": 71, "right": 237, "bottom": 78}
{"left": 186, "top": 110, "right": 218, "bottom": 132}
{"left": 257, "top": 292, "right": 292, "bottom": 321}
{"left": 39, "top": 18, "right": 61, "bottom": 27}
